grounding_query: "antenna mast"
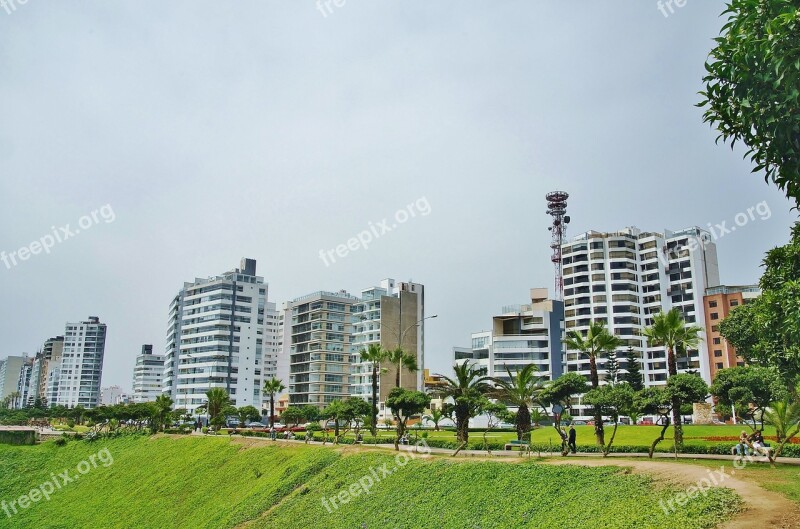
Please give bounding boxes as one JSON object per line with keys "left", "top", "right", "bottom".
{"left": 546, "top": 191, "right": 570, "bottom": 300}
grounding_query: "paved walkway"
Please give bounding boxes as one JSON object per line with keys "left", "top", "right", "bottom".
{"left": 206, "top": 432, "right": 800, "bottom": 465}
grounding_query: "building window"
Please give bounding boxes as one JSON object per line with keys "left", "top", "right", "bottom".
{"left": 709, "top": 300, "right": 718, "bottom": 308}
{"left": 730, "top": 300, "right": 739, "bottom": 307}
{"left": 713, "top": 338, "right": 721, "bottom": 345}
{"left": 710, "top": 312, "right": 719, "bottom": 320}
{"left": 715, "top": 362, "right": 724, "bottom": 369}
{"left": 714, "top": 350, "right": 723, "bottom": 357}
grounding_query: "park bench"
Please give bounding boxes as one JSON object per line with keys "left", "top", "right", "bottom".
{"left": 504, "top": 440, "right": 529, "bottom": 451}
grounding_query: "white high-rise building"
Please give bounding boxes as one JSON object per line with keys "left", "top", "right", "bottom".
{"left": 132, "top": 345, "right": 165, "bottom": 403}
{"left": 56, "top": 317, "right": 107, "bottom": 409}
{"left": 0, "top": 355, "right": 25, "bottom": 403}
{"left": 101, "top": 385, "right": 129, "bottom": 405}
{"left": 561, "top": 226, "right": 720, "bottom": 413}
{"left": 163, "top": 258, "right": 278, "bottom": 415}
{"left": 454, "top": 288, "right": 564, "bottom": 383}
{"left": 16, "top": 357, "right": 34, "bottom": 408}
{"left": 349, "top": 279, "right": 427, "bottom": 419}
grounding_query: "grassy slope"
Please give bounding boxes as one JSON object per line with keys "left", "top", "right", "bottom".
{"left": 0, "top": 436, "right": 740, "bottom": 529}
{"left": 316, "top": 424, "right": 778, "bottom": 448}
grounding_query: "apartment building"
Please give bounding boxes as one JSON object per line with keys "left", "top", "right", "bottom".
{"left": 0, "top": 356, "right": 25, "bottom": 402}
{"left": 284, "top": 290, "right": 359, "bottom": 408}
{"left": 561, "top": 226, "right": 720, "bottom": 401}
{"left": 163, "top": 258, "right": 277, "bottom": 414}
{"left": 703, "top": 285, "right": 761, "bottom": 379}
{"left": 350, "top": 279, "right": 427, "bottom": 412}
{"left": 56, "top": 317, "right": 107, "bottom": 409}
{"left": 132, "top": 345, "right": 165, "bottom": 403}
{"left": 454, "top": 288, "right": 564, "bottom": 382}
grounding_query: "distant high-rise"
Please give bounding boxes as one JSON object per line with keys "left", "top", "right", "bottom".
{"left": 0, "top": 355, "right": 26, "bottom": 404}
{"left": 350, "top": 280, "right": 428, "bottom": 414}
{"left": 163, "top": 259, "right": 278, "bottom": 415}
{"left": 132, "top": 345, "right": 165, "bottom": 403}
{"left": 284, "top": 290, "right": 359, "bottom": 408}
{"left": 55, "top": 317, "right": 107, "bottom": 409}
{"left": 561, "top": 226, "right": 720, "bottom": 400}
{"left": 454, "top": 288, "right": 564, "bottom": 383}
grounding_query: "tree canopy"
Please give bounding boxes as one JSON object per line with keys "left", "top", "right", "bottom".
{"left": 700, "top": 0, "right": 800, "bottom": 205}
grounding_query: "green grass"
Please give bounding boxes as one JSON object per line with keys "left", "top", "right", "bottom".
{"left": 0, "top": 435, "right": 741, "bottom": 529}
{"left": 327, "top": 424, "right": 778, "bottom": 448}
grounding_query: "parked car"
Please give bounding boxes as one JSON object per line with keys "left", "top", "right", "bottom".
{"left": 246, "top": 422, "right": 267, "bottom": 428}
{"left": 571, "top": 420, "right": 587, "bottom": 426}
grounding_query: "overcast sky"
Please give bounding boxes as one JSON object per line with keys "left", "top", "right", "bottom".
{"left": 0, "top": 1, "right": 796, "bottom": 391}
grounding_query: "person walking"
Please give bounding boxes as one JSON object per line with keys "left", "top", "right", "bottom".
{"left": 568, "top": 425, "right": 577, "bottom": 454}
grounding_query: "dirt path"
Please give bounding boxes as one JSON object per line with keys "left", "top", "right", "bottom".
{"left": 545, "top": 458, "right": 800, "bottom": 529}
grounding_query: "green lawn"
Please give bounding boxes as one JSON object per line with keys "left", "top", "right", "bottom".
{"left": 0, "top": 435, "right": 741, "bottom": 529}
{"left": 326, "top": 424, "right": 776, "bottom": 448}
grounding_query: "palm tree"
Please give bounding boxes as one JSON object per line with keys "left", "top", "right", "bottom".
{"left": 423, "top": 408, "right": 445, "bottom": 431}
{"left": 8, "top": 391, "right": 21, "bottom": 410}
{"left": 263, "top": 378, "right": 286, "bottom": 428}
{"left": 642, "top": 309, "right": 702, "bottom": 448}
{"left": 151, "top": 394, "right": 173, "bottom": 432}
{"left": 491, "top": 364, "right": 543, "bottom": 441}
{"left": 564, "top": 320, "right": 623, "bottom": 445}
{"left": 202, "top": 388, "right": 232, "bottom": 430}
{"left": 764, "top": 400, "right": 800, "bottom": 444}
{"left": 359, "top": 343, "right": 388, "bottom": 436}
{"left": 386, "top": 346, "right": 418, "bottom": 388}
{"left": 436, "top": 361, "right": 491, "bottom": 444}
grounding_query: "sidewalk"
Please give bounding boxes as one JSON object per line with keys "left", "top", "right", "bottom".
{"left": 215, "top": 433, "right": 800, "bottom": 465}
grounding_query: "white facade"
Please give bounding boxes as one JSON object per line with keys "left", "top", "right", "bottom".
{"left": 0, "top": 356, "right": 25, "bottom": 402}
{"left": 561, "top": 226, "right": 720, "bottom": 417}
{"left": 454, "top": 288, "right": 564, "bottom": 383}
{"left": 349, "top": 279, "right": 427, "bottom": 419}
{"left": 56, "top": 317, "right": 107, "bottom": 409}
{"left": 163, "top": 258, "right": 278, "bottom": 415}
{"left": 132, "top": 345, "right": 165, "bottom": 403}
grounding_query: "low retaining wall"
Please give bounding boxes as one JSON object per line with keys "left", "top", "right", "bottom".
{"left": 0, "top": 428, "right": 38, "bottom": 446}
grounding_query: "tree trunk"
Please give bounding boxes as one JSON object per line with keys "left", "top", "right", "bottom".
{"left": 666, "top": 347, "right": 683, "bottom": 449}
{"left": 516, "top": 404, "right": 531, "bottom": 441}
{"left": 395, "top": 363, "right": 401, "bottom": 388}
{"left": 269, "top": 394, "right": 275, "bottom": 428}
{"left": 603, "top": 420, "right": 620, "bottom": 457}
{"left": 456, "top": 410, "right": 469, "bottom": 444}
{"left": 649, "top": 417, "right": 671, "bottom": 458}
{"left": 371, "top": 364, "right": 379, "bottom": 437}
{"left": 589, "top": 355, "right": 604, "bottom": 446}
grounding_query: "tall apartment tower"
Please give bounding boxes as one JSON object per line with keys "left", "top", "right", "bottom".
{"left": 56, "top": 317, "right": 107, "bottom": 409}
{"left": 15, "top": 357, "right": 34, "bottom": 408}
{"left": 163, "top": 259, "right": 277, "bottom": 415}
{"left": 703, "top": 285, "right": 761, "bottom": 379}
{"left": 132, "top": 345, "right": 165, "bottom": 403}
{"left": 454, "top": 288, "right": 564, "bottom": 383}
{"left": 349, "top": 279, "right": 428, "bottom": 413}
{"left": 23, "top": 336, "right": 65, "bottom": 407}
{"left": 284, "top": 290, "right": 359, "bottom": 408}
{"left": 0, "top": 356, "right": 25, "bottom": 402}
{"left": 561, "top": 227, "right": 720, "bottom": 395}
